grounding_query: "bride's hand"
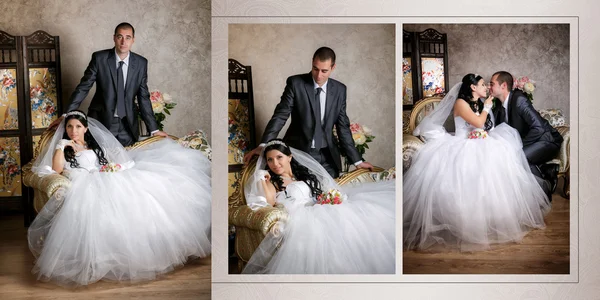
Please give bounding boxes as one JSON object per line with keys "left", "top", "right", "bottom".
{"left": 256, "top": 169, "right": 271, "bottom": 182}
{"left": 56, "top": 139, "right": 72, "bottom": 151}
{"left": 484, "top": 95, "right": 494, "bottom": 107}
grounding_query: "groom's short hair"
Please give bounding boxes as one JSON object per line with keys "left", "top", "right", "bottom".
{"left": 493, "top": 71, "right": 514, "bottom": 90}
{"left": 114, "top": 22, "right": 135, "bottom": 37}
{"left": 313, "top": 47, "right": 336, "bottom": 66}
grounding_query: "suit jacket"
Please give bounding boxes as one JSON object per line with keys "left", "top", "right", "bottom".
{"left": 261, "top": 73, "right": 362, "bottom": 171}
{"left": 493, "top": 89, "right": 563, "bottom": 147}
{"left": 67, "top": 48, "right": 158, "bottom": 141}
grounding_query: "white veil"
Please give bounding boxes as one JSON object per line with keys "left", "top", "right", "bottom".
{"left": 244, "top": 142, "right": 341, "bottom": 210}
{"left": 413, "top": 82, "right": 462, "bottom": 141}
{"left": 31, "top": 114, "right": 135, "bottom": 176}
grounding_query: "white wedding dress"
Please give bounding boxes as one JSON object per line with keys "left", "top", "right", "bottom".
{"left": 28, "top": 138, "right": 211, "bottom": 286}
{"left": 243, "top": 179, "right": 396, "bottom": 274}
{"left": 403, "top": 115, "right": 551, "bottom": 251}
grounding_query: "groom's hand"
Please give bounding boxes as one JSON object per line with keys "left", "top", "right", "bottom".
{"left": 244, "top": 146, "right": 262, "bottom": 164}
{"left": 152, "top": 130, "right": 169, "bottom": 137}
{"left": 356, "top": 161, "right": 374, "bottom": 171}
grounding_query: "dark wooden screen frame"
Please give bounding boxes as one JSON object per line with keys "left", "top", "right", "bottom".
{"left": 228, "top": 59, "right": 256, "bottom": 173}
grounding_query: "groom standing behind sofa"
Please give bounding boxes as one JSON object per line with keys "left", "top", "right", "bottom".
{"left": 244, "top": 47, "right": 373, "bottom": 178}
{"left": 64, "top": 22, "right": 167, "bottom": 146}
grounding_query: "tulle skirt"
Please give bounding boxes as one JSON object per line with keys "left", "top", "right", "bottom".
{"left": 28, "top": 139, "right": 211, "bottom": 286}
{"left": 403, "top": 124, "right": 551, "bottom": 251}
{"left": 243, "top": 180, "right": 396, "bottom": 274}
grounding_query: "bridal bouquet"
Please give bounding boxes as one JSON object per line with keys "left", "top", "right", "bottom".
{"left": 467, "top": 128, "right": 488, "bottom": 139}
{"left": 100, "top": 162, "right": 122, "bottom": 173}
{"left": 149, "top": 90, "right": 177, "bottom": 131}
{"left": 513, "top": 76, "right": 536, "bottom": 102}
{"left": 316, "top": 188, "right": 347, "bottom": 205}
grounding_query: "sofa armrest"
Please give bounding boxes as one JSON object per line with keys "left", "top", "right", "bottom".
{"left": 402, "top": 134, "right": 425, "bottom": 173}
{"left": 229, "top": 205, "right": 289, "bottom": 236}
{"left": 22, "top": 162, "right": 71, "bottom": 199}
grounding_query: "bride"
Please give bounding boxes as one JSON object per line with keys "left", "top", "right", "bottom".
{"left": 28, "top": 110, "right": 211, "bottom": 287}
{"left": 403, "top": 74, "right": 551, "bottom": 252}
{"left": 242, "top": 139, "right": 395, "bottom": 274}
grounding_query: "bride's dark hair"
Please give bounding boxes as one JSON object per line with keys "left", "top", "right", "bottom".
{"left": 263, "top": 139, "right": 323, "bottom": 197}
{"left": 62, "top": 110, "right": 109, "bottom": 168}
{"left": 457, "top": 73, "right": 493, "bottom": 130}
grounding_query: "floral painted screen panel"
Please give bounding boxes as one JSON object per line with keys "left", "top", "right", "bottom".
{"left": 402, "top": 57, "right": 413, "bottom": 105}
{"left": 30, "top": 68, "right": 59, "bottom": 128}
{"left": 0, "top": 137, "right": 22, "bottom": 197}
{"left": 421, "top": 57, "right": 445, "bottom": 97}
{"left": 228, "top": 99, "right": 251, "bottom": 165}
{"left": 1, "top": 69, "right": 19, "bottom": 130}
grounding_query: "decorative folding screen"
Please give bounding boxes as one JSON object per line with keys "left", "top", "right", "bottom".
{"left": 228, "top": 59, "right": 256, "bottom": 198}
{"left": 0, "top": 30, "right": 62, "bottom": 225}
{"left": 402, "top": 28, "right": 448, "bottom": 134}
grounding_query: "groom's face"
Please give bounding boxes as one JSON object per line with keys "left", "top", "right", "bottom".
{"left": 489, "top": 74, "right": 505, "bottom": 98}
{"left": 113, "top": 28, "right": 135, "bottom": 55}
{"left": 311, "top": 58, "right": 335, "bottom": 86}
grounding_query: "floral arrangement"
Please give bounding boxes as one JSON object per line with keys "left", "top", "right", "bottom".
{"left": 100, "top": 162, "right": 122, "bottom": 173}
{"left": 467, "top": 128, "right": 488, "bottom": 139}
{"left": 513, "top": 76, "right": 536, "bottom": 102}
{"left": 333, "top": 122, "right": 376, "bottom": 172}
{"left": 149, "top": 90, "right": 176, "bottom": 131}
{"left": 316, "top": 188, "right": 347, "bottom": 205}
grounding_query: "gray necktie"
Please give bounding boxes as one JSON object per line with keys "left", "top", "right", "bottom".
{"left": 116, "top": 61, "right": 126, "bottom": 118}
{"left": 313, "top": 87, "right": 324, "bottom": 149}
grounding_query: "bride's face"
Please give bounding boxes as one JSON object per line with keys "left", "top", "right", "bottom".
{"left": 472, "top": 79, "right": 488, "bottom": 99}
{"left": 265, "top": 149, "right": 292, "bottom": 176}
{"left": 66, "top": 119, "right": 88, "bottom": 143}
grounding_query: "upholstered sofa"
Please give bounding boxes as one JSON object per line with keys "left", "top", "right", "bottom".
{"left": 228, "top": 158, "right": 396, "bottom": 272}
{"left": 402, "top": 97, "right": 570, "bottom": 197}
{"left": 21, "top": 127, "right": 212, "bottom": 213}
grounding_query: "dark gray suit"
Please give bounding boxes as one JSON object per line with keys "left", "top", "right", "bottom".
{"left": 67, "top": 48, "right": 158, "bottom": 146}
{"left": 261, "top": 73, "right": 362, "bottom": 177}
{"left": 493, "top": 89, "right": 563, "bottom": 198}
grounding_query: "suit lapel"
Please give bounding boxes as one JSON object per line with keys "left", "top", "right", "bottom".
{"left": 304, "top": 74, "right": 320, "bottom": 124}
{"left": 126, "top": 53, "right": 137, "bottom": 95}
{"left": 323, "top": 80, "right": 336, "bottom": 128}
{"left": 508, "top": 91, "right": 517, "bottom": 124}
{"left": 108, "top": 49, "right": 118, "bottom": 93}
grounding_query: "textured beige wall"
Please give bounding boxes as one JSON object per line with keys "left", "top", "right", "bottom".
{"left": 0, "top": 0, "right": 211, "bottom": 140}
{"left": 404, "top": 24, "right": 570, "bottom": 122}
{"left": 229, "top": 24, "right": 396, "bottom": 169}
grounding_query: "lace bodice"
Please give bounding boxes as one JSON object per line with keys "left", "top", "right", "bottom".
{"left": 63, "top": 150, "right": 101, "bottom": 173}
{"left": 275, "top": 181, "right": 315, "bottom": 212}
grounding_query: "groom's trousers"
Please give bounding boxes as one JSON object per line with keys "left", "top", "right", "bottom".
{"left": 109, "top": 117, "right": 135, "bottom": 147}
{"left": 308, "top": 147, "right": 339, "bottom": 179}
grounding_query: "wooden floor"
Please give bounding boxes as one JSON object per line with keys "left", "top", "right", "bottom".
{"left": 0, "top": 214, "right": 211, "bottom": 300}
{"left": 403, "top": 182, "right": 570, "bottom": 274}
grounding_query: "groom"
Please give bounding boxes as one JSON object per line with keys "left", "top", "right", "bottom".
{"left": 489, "top": 71, "right": 563, "bottom": 199}
{"left": 61, "top": 22, "right": 167, "bottom": 146}
{"left": 244, "top": 47, "right": 373, "bottom": 178}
